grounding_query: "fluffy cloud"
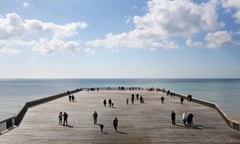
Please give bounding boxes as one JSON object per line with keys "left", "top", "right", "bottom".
{"left": 0, "top": 13, "right": 25, "bottom": 39}
{"left": 86, "top": 30, "right": 179, "bottom": 50}
{"left": 0, "top": 13, "right": 87, "bottom": 55}
{"left": 186, "top": 39, "right": 203, "bottom": 48}
{"left": 25, "top": 20, "right": 87, "bottom": 38}
{"left": 134, "top": 0, "right": 220, "bottom": 36}
{"left": 32, "top": 38, "right": 80, "bottom": 54}
{"left": 205, "top": 31, "right": 232, "bottom": 48}
{"left": 86, "top": 0, "right": 221, "bottom": 50}
{"left": 222, "top": 0, "right": 240, "bottom": 24}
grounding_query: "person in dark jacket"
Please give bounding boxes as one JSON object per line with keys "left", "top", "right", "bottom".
{"left": 93, "top": 111, "right": 98, "bottom": 124}
{"left": 63, "top": 112, "right": 68, "bottom": 126}
{"left": 171, "top": 111, "right": 176, "bottom": 125}
{"left": 187, "top": 113, "right": 194, "bottom": 128}
{"left": 113, "top": 117, "right": 118, "bottom": 132}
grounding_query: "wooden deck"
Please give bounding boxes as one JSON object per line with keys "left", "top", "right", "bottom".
{"left": 0, "top": 90, "right": 239, "bottom": 144}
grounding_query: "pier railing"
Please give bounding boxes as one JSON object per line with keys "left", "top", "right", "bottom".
{"left": 164, "top": 90, "right": 240, "bottom": 132}
{"left": 0, "top": 88, "right": 81, "bottom": 135}
{"left": 0, "top": 117, "right": 15, "bottom": 134}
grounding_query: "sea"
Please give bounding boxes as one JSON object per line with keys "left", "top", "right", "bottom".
{"left": 0, "top": 78, "right": 239, "bottom": 122}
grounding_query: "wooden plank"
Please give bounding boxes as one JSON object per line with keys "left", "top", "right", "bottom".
{"left": 0, "top": 90, "right": 239, "bottom": 144}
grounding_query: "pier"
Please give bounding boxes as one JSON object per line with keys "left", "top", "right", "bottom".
{"left": 0, "top": 89, "right": 240, "bottom": 143}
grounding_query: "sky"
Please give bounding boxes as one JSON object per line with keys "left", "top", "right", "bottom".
{"left": 0, "top": 0, "right": 240, "bottom": 78}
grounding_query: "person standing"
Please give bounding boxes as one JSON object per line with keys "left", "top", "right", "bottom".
{"left": 161, "top": 96, "right": 165, "bottom": 104}
{"left": 171, "top": 111, "right": 176, "bottom": 125}
{"left": 113, "top": 117, "right": 118, "bottom": 132}
{"left": 182, "top": 112, "right": 187, "bottom": 127}
{"left": 103, "top": 99, "right": 107, "bottom": 107}
{"left": 63, "top": 112, "right": 68, "bottom": 126}
{"left": 108, "top": 99, "right": 112, "bottom": 107}
{"left": 180, "top": 97, "right": 184, "bottom": 105}
{"left": 131, "top": 94, "right": 134, "bottom": 104}
{"left": 187, "top": 113, "right": 194, "bottom": 128}
{"left": 136, "top": 94, "right": 139, "bottom": 100}
{"left": 126, "top": 98, "right": 129, "bottom": 105}
{"left": 58, "top": 112, "right": 62, "bottom": 125}
{"left": 140, "top": 96, "right": 143, "bottom": 104}
{"left": 93, "top": 111, "right": 98, "bottom": 124}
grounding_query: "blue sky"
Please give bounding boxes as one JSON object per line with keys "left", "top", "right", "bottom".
{"left": 0, "top": 0, "right": 240, "bottom": 78}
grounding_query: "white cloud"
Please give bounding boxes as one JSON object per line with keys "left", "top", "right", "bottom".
{"left": 186, "top": 39, "right": 203, "bottom": 48}
{"left": 0, "top": 13, "right": 87, "bottom": 39}
{"left": 205, "top": 31, "right": 232, "bottom": 48}
{"left": 86, "top": 30, "right": 179, "bottom": 50}
{"left": 0, "top": 47, "right": 21, "bottom": 55}
{"left": 32, "top": 38, "right": 80, "bottom": 55}
{"left": 0, "top": 39, "right": 35, "bottom": 55}
{"left": 0, "top": 13, "right": 87, "bottom": 54}
{"left": 84, "top": 48, "right": 96, "bottom": 54}
{"left": 23, "top": 2, "right": 29, "bottom": 8}
{"left": 134, "top": 0, "right": 220, "bottom": 36}
{"left": 222, "top": 0, "right": 240, "bottom": 24}
{"left": 0, "top": 13, "right": 25, "bottom": 39}
{"left": 25, "top": 20, "right": 87, "bottom": 38}
{"left": 0, "top": 39, "right": 35, "bottom": 47}
{"left": 86, "top": 0, "right": 221, "bottom": 50}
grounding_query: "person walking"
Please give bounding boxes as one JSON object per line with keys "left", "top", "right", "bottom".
{"left": 93, "top": 111, "right": 98, "bottom": 124}
{"left": 171, "top": 111, "right": 176, "bottom": 125}
{"left": 100, "top": 124, "right": 104, "bottom": 132}
{"left": 113, "top": 117, "right": 118, "bottom": 132}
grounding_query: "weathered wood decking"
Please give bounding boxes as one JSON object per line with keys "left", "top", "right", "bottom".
{"left": 0, "top": 90, "right": 239, "bottom": 144}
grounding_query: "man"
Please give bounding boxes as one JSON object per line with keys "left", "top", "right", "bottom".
{"left": 187, "top": 113, "right": 194, "bottom": 128}
{"left": 113, "top": 117, "right": 118, "bottom": 132}
{"left": 93, "top": 111, "right": 98, "bottom": 124}
{"left": 171, "top": 111, "right": 176, "bottom": 125}
{"left": 63, "top": 112, "right": 68, "bottom": 126}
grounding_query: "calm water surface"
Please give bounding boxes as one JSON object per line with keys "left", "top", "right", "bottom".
{"left": 0, "top": 79, "right": 239, "bottom": 121}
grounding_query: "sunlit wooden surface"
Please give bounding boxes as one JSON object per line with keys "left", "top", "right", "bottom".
{"left": 0, "top": 90, "right": 239, "bottom": 144}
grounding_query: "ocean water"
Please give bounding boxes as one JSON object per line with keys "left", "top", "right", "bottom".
{"left": 0, "top": 79, "right": 239, "bottom": 121}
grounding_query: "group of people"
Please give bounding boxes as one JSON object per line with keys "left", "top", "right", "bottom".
{"left": 60, "top": 91, "right": 194, "bottom": 132}
{"left": 126, "top": 93, "right": 144, "bottom": 105}
{"left": 171, "top": 111, "right": 194, "bottom": 128}
{"left": 103, "top": 98, "right": 114, "bottom": 107}
{"left": 58, "top": 112, "right": 69, "bottom": 126}
{"left": 92, "top": 111, "right": 118, "bottom": 132}
{"left": 68, "top": 95, "right": 75, "bottom": 102}
{"left": 182, "top": 112, "right": 194, "bottom": 127}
